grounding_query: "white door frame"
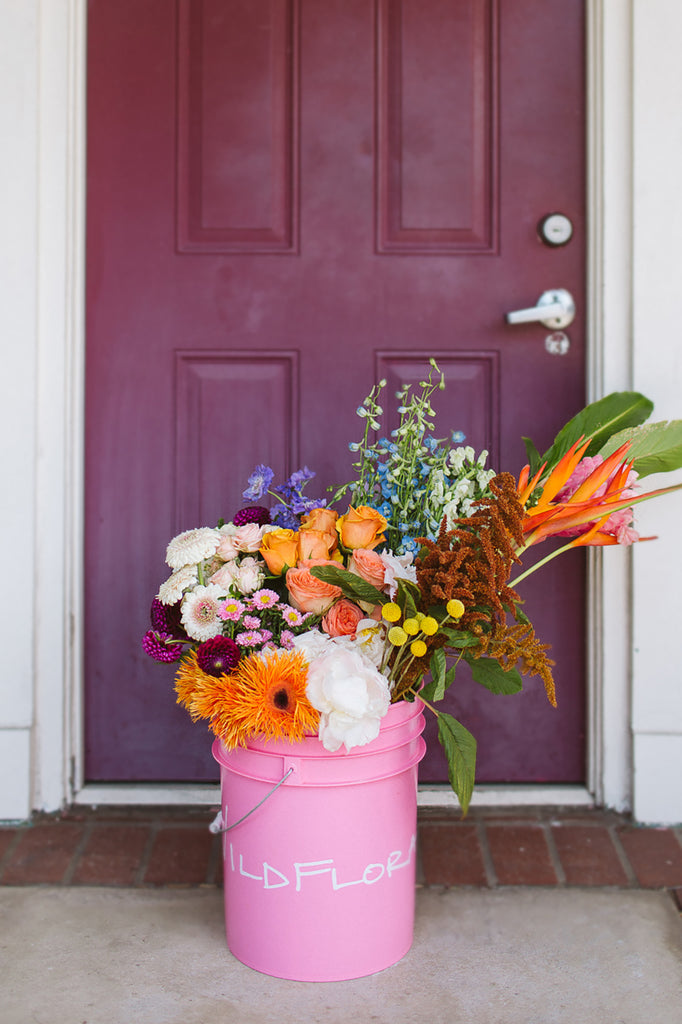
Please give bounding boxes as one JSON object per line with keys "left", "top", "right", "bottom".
{"left": 30, "top": 0, "right": 634, "bottom": 813}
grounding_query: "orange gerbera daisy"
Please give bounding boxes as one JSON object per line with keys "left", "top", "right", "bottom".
{"left": 177, "top": 649, "right": 319, "bottom": 748}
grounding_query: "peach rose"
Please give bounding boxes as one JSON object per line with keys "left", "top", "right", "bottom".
{"left": 300, "top": 507, "right": 339, "bottom": 534}
{"left": 298, "top": 528, "right": 336, "bottom": 561}
{"left": 348, "top": 548, "right": 387, "bottom": 590}
{"left": 286, "top": 559, "right": 343, "bottom": 615}
{"left": 259, "top": 528, "right": 300, "bottom": 576}
{"left": 337, "top": 506, "right": 387, "bottom": 551}
{"left": 321, "top": 598, "right": 365, "bottom": 638}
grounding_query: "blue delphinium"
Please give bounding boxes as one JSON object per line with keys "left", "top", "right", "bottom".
{"left": 242, "top": 465, "right": 325, "bottom": 528}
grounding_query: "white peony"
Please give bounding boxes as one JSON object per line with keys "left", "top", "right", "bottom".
{"left": 165, "top": 527, "right": 220, "bottom": 569}
{"left": 305, "top": 647, "right": 391, "bottom": 753}
{"left": 292, "top": 628, "right": 335, "bottom": 662}
{"left": 379, "top": 550, "right": 417, "bottom": 599}
{"left": 333, "top": 619, "right": 386, "bottom": 668}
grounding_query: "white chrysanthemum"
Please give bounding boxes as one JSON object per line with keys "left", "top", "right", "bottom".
{"left": 180, "top": 584, "right": 225, "bottom": 641}
{"left": 165, "top": 527, "right": 220, "bottom": 570}
{"left": 157, "top": 565, "right": 198, "bottom": 605}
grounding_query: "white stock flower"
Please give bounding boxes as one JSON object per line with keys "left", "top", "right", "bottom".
{"left": 305, "top": 647, "right": 391, "bottom": 753}
{"left": 157, "top": 565, "right": 198, "bottom": 605}
{"left": 166, "top": 527, "right": 220, "bottom": 569}
{"left": 181, "top": 584, "right": 225, "bottom": 641}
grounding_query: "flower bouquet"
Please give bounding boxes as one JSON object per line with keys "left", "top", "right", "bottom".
{"left": 143, "top": 362, "right": 682, "bottom": 814}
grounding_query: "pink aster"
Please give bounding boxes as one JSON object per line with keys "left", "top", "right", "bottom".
{"left": 242, "top": 615, "right": 262, "bottom": 629}
{"left": 235, "top": 630, "right": 265, "bottom": 646}
{"left": 280, "top": 629, "right": 295, "bottom": 649}
{"left": 219, "top": 598, "right": 246, "bottom": 622}
{"left": 279, "top": 604, "right": 307, "bottom": 627}
{"left": 249, "top": 588, "right": 280, "bottom": 610}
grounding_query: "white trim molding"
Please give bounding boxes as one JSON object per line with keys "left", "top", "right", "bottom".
{"left": 7, "top": 0, "right": 682, "bottom": 823}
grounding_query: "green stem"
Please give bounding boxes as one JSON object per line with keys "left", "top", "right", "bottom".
{"left": 508, "top": 541, "right": 577, "bottom": 588}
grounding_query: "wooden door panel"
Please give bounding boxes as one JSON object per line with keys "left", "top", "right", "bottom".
{"left": 85, "top": 0, "right": 585, "bottom": 784}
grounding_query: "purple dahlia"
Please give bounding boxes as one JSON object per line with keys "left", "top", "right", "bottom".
{"left": 196, "top": 636, "right": 241, "bottom": 676}
{"left": 233, "top": 505, "right": 271, "bottom": 527}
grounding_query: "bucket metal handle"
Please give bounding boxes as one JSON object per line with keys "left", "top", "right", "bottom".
{"left": 209, "top": 766, "right": 295, "bottom": 835}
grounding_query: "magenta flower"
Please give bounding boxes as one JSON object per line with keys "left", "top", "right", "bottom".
{"left": 141, "top": 631, "right": 185, "bottom": 663}
{"left": 195, "top": 636, "right": 241, "bottom": 676}
{"left": 233, "top": 505, "right": 271, "bottom": 527}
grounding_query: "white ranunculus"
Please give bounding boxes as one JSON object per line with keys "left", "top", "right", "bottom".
{"left": 305, "top": 647, "right": 391, "bottom": 753}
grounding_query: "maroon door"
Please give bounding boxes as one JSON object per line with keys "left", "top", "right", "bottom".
{"left": 85, "top": 0, "right": 586, "bottom": 783}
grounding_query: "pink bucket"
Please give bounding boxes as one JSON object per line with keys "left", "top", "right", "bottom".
{"left": 212, "top": 699, "right": 426, "bottom": 982}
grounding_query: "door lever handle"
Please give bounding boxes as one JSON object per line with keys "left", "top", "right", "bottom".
{"left": 506, "top": 288, "right": 575, "bottom": 329}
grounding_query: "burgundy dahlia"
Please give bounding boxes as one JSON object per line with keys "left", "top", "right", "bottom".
{"left": 233, "top": 505, "right": 271, "bottom": 527}
{"left": 141, "top": 630, "right": 185, "bottom": 663}
{"left": 150, "top": 598, "right": 185, "bottom": 638}
{"left": 196, "top": 636, "right": 241, "bottom": 676}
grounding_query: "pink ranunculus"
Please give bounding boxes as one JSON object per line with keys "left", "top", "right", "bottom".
{"left": 217, "top": 523, "right": 263, "bottom": 560}
{"left": 347, "top": 548, "right": 387, "bottom": 590}
{"left": 321, "top": 598, "right": 365, "bottom": 638}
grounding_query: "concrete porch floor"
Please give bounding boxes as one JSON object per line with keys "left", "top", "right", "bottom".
{"left": 2, "top": 886, "right": 681, "bottom": 1023}
{"left": 2, "top": 806, "right": 681, "bottom": 1023}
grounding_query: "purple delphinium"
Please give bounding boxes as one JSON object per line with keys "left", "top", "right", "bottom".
{"left": 195, "top": 636, "right": 241, "bottom": 676}
{"left": 141, "top": 630, "right": 185, "bottom": 663}
{"left": 243, "top": 465, "right": 274, "bottom": 501}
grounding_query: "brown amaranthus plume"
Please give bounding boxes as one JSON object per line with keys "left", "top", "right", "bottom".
{"left": 478, "top": 620, "right": 557, "bottom": 707}
{"left": 416, "top": 472, "right": 525, "bottom": 632}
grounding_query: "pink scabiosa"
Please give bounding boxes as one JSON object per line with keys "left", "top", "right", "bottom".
{"left": 181, "top": 584, "right": 225, "bottom": 642}
{"left": 195, "top": 636, "right": 241, "bottom": 676}
{"left": 141, "top": 630, "right": 185, "bottom": 663}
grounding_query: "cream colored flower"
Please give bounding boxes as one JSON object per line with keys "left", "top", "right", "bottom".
{"left": 180, "top": 584, "right": 225, "bottom": 641}
{"left": 305, "top": 647, "right": 390, "bottom": 752}
{"left": 157, "top": 565, "right": 198, "bottom": 605}
{"left": 165, "top": 527, "right": 220, "bottom": 569}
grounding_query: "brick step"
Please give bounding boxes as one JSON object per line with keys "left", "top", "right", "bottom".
{"left": 1, "top": 807, "right": 681, "bottom": 909}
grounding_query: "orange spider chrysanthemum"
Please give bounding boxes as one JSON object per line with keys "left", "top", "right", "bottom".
{"left": 180, "top": 649, "right": 319, "bottom": 749}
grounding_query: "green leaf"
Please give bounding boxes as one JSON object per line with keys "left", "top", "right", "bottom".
{"left": 539, "top": 392, "right": 654, "bottom": 474}
{"left": 441, "top": 627, "right": 480, "bottom": 649}
{"left": 522, "top": 436, "right": 543, "bottom": 477}
{"left": 598, "top": 420, "right": 682, "bottom": 478}
{"left": 309, "top": 566, "right": 385, "bottom": 606}
{"left": 436, "top": 712, "right": 477, "bottom": 816}
{"left": 429, "top": 648, "right": 447, "bottom": 701}
{"left": 396, "top": 578, "right": 420, "bottom": 619}
{"left": 467, "top": 656, "right": 523, "bottom": 695}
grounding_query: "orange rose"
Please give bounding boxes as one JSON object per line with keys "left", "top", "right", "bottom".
{"left": 298, "top": 528, "right": 337, "bottom": 561}
{"left": 260, "top": 528, "right": 300, "bottom": 576}
{"left": 348, "top": 548, "right": 386, "bottom": 590}
{"left": 286, "top": 561, "right": 343, "bottom": 615}
{"left": 300, "top": 507, "right": 339, "bottom": 534}
{"left": 322, "top": 599, "right": 365, "bottom": 638}
{"left": 337, "top": 506, "right": 387, "bottom": 551}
